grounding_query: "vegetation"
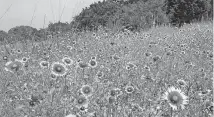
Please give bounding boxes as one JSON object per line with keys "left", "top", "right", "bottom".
{"left": 165, "top": 0, "right": 213, "bottom": 26}
{"left": 0, "top": 0, "right": 212, "bottom": 40}
{"left": 71, "top": 0, "right": 168, "bottom": 31}
{"left": 0, "top": 21, "right": 213, "bottom": 117}
{"left": 0, "top": 0, "right": 213, "bottom": 117}
{"left": 71, "top": 0, "right": 213, "bottom": 31}
{"left": 0, "top": 30, "right": 8, "bottom": 42}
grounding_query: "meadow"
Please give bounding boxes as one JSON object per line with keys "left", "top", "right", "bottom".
{"left": 0, "top": 22, "right": 213, "bottom": 117}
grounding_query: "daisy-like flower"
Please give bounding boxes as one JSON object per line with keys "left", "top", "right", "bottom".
{"left": 62, "top": 56, "right": 74, "bottom": 66}
{"left": 77, "top": 61, "right": 89, "bottom": 69}
{"left": 80, "top": 85, "right": 93, "bottom": 97}
{"left": 162, "top": 86, "right": 188, "bottom": 110}
{"left": 4, "top": 60, "right": 23, "bottom": 73}
{"left": 176, "top": 79, "right": 187, "bottom": 87}
{"left": 88, "top": 59, "right": 97, "bottom": 68}
{"left": 125, "top": 85, "right": 135, "bottom": 94}
{"left": 19, "top": 57, "right": 30, "bottom": 63}
{"left": 75, "top": 95, "right": 89, "bottom": 108}
{"left": 39, "top": 60, "right": 50, "bottom": 69}
{"left": 198, "top": 89, "right": 212, "bottom": 97}
{"left": 65, "top": 114, "right": 76, "bottom": 117}
{"left": 51, "top": 62, "right": 68, "bottom": 77}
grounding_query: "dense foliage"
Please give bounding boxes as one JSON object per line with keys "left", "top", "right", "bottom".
{"left": 71, "top": 0, "right": 213, "bottom": 31}
{"left": 165, "top": 0, "right": 213, "bottom": 27}
{"left": 47, "top": 21, "right": 71, "bottom": 33}
{"left": 71, "top": 0, "right": 168, "bottom": 31}
{"left": 0, "top": 0, "right": 213, "bottom": 42}
{"left": 0, "top": 30, "right": 8, "bottom": 42}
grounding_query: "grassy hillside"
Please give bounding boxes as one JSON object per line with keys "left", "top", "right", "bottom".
{"left": 0, "top": 22, "right": 213, "bottom": 117}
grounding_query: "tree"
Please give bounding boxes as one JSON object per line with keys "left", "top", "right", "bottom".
{"left": 47, "top": 21, "right": 70, "bottom": 33}
{"left": 165, "top": 0, "right": 213, "bottom": 27}
{"left": 0, "top": 30, "right": 9, "bottom": 42}
{"left": 71, "top": 0, "right": 167, "bottom": 32}
{"left": 8, "top": 26, "right": 38, "bottom": 42}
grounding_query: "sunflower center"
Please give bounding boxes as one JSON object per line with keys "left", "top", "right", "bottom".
{"left": 172, "top": 95, "right": 178, "bottom": 101}
{"left": 168, "top": 91, "right": 182, "bottom": 104}
{"left": 56, "top": 66, "right": 62, "bottom": 72}
{"left": 64, "top": 59, "right": 71, "bottom": 64}
{"left": 126, "top": 87, "right": 134, "bottom": 93}
{"left": 77, "top": 97, "right": 87, "bottom": 105}
{"left": 82, "top": 86, "right": 92, "bottom": 95}
{"left": 51, "top": 63, "right": 67, "bottom": 76}
{"left": 55, "top": 66, "right": 63, "bottom": 72}
{"left": 89, "top": 60, "right": 96, "bottom": 67}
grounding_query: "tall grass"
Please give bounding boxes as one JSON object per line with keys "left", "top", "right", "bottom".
{"left": 0, "top": 1, "right": 213, "bottom": 117}
{"left": 0, "top": 21, "right": 213, "bottom": 117}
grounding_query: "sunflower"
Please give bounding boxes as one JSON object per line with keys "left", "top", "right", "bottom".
{"left": 39, "top": 60, "right": 50, "bottom": 69}
{"left": 88, "top": 59, "right": 97, "bottom": 68}
{"left": 80, "top": 85, "right": 93, "bottom": 97}
{"left": 162, "top": 86, "right": 188, "bottom": 110}
{"left": 176, "top": 79, "right": 187, "bottom": 87}
{"left": 4, "top": 60, "right": 23, "bottom": 73}
{"left": 75, "top": 95, "right": 89, "bottom": 108}
{"left": 51, "top": 62, "right": 68, "bottom": 76}
{"left": 62, "top": 57, "right": 74, "bottom": 66}
{"left": 125, "top": 85, "right": 135, "bottom": 94}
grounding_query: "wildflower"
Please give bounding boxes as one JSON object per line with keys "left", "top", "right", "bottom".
{"left": 3, "top": 56, "right": 8, "bottom": 60}
{"left": 92, "top": 33, "right": 96, "bottom": 37}
{"left": 77, "top": 61, "right": 89, "bottom": 69}
{"left": 126, "top": 62, "right": 136, "bottom": 70}
{"left": 75, "top": 95, "right": 88, "bottom": 107}
{"left": 20, "top": 57, "right": 30, "bottom": 63}
{"left": 5, "top": 61, "right": 23, "bottom": 73}
{"left": 88, "top": 59, "right": 97, "bottom": 68}
{"left": 143, "top": 65, "right": 150, "bottom": 71}
{"left": 152, "top": 55, "right": 161, "bottom": 62}
{"left": 109, "top": 88, "right": 123, "bottom": 97}
{"left": 162, "top": 86, "right": 188, "bottom": 110}
{"left": 96, "top": 70, "right": 104, "bottom": 78}
{"left": 145, "top": 52, "right": 152, "bottom": 57}
{"left": 81, "top": 85, "right": 93, "bottom": 97}
{"left": 177, "top": 79, "right": 187, "bottom": 87}
{"left": 39, "top": 60, "right": 50, "bottom": 68}
{"left": 198, "top": 89, "right": 211, "bottom": 97}
{"left": 50, "top": 73, "right": 56, "bottom": 79}
{"left": 51, "top": 62, "right": 68, "bottom": 76}
{"left": 62, "top": 57, "right": 74, "bottom": 66}
{"left": 91, "top": 56, "right": 96, "bottom": 60}
{"left": 125, "top": 85, "right": 135, "bottom": 94}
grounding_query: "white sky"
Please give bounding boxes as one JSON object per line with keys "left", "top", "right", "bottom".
{"left": 0, "top": 0, "right": 101, "bottom": 32}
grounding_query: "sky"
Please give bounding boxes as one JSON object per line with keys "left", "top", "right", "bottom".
{"left": 0, "top": 0, "right": 101, "bottom": 32}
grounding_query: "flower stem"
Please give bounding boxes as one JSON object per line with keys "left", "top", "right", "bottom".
{"left": 171, "top": 107, "right": 173, "bottom": 117}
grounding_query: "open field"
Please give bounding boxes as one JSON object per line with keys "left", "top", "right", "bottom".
{"left": 0, "top": 22, "right": 213, "bottom": 117}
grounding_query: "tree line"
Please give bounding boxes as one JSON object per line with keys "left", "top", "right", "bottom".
{"left": 71, "top": 0, "right": 213, "bottom": 31}
{"left": 0, "top": 0, "right": 213, "bottom": 43}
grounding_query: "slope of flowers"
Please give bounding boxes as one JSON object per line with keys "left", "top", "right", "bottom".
{"left": 0, "top": 22, "right": 213, "bottom": 117}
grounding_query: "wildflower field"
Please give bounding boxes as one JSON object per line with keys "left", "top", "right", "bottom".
{"left": 0, "top": 22, "right": 213, "bottom": 117}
